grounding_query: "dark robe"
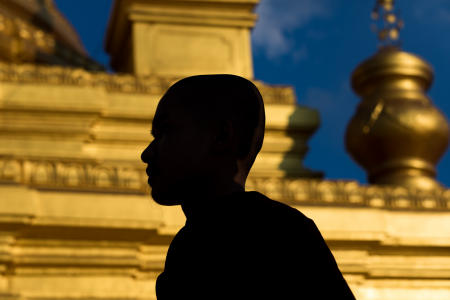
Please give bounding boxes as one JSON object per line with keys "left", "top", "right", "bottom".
{"left": 156, "top": 191, "right": 355, "bottom": 299}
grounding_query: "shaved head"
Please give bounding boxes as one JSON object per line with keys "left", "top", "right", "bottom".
{"left": 158, "top": 74, "right": 265, "bottom": 172}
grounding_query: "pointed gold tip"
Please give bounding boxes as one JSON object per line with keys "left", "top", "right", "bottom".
{"left": 372, "top": 0, "right": 403, "bottom": 48}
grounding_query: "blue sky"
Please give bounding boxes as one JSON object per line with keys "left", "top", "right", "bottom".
{"left": 54, "top": 0, "right": 450, "bottom": 187}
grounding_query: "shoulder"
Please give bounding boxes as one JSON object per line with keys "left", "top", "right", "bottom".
{"left": 233, "top": 191, "right": 319, "bottom": 237}
{"left": 243, "top": 191, "right": 311, "bottom": 222}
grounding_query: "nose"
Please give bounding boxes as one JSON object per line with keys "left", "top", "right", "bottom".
{"left": 141, "top": 140, "right": 155, "bottom": 163}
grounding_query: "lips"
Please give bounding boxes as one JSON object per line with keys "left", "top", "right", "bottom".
{"left": 146, "top": 166, "right": 159, "bottom": 185}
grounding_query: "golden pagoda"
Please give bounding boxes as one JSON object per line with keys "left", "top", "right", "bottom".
{"left": 0, "top": 0, "right": 448, "bottom": 299}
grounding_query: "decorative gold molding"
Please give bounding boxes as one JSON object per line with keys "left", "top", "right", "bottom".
{"left": 0, "top": 157, "right": 148, "bottom": 194}
{"left": 0, "top": 63, "right": 297, "bottom": 104}
{"left": 0, "top": 63, "right": 173, "bottom": 94}
{"left": 1, "top": 157, "right": 448, "bottom": 211}
{"left": 0, "top": 236, "right": 165, "bottom": 284}
{"left": 253, "top": 81, "right": 296, "bottom": 105}
{"left": 247, "top": 177, "right": 450, "bottom": 210}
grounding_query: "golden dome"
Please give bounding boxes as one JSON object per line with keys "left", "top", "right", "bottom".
{"left": 347, "top": 47, "right": 449, "bottom": 190}
{"left": 0, "top": 0, "right": 102, "bottom": 70}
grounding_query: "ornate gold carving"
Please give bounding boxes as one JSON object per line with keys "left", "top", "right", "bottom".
{"left": 1, "top": 157, "right": 448, "bottom": 210}
{"left": 3, "top": 0, "right": 87, "bottom": 54}
{"left": 0, "top": 1, "right": 103, "bottom": 70}
{"left": 0, "top": 62, "right": 175, "bottom": 94}
{"left": 0, "top": 13, "right": 55, "bottom": 56}
{"left": 247, "top": 177, "right": 450, "bottom": 210}
{"left": 0, "top": 157, "right": 148, "bottom": 193}
{"left": 254, "top": 81, "right": 296, "bottom": 105}
{"left": 0, "top": 63, "right": 297, "bottom": 104}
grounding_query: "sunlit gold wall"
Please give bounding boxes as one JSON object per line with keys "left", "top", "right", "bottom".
{"left": 0, "top": 0, "right": 449, "bottom": 299}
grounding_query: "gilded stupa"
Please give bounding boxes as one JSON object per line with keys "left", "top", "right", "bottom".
{"left": 0, "top": 0, "right": 448, "bottom": 299}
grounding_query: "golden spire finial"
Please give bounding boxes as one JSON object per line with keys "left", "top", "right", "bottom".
{"left": 371, "top": 0, "right": 404, "bottom": 48}
{"left": 345, "top": 0, "right": 450, "bottom": 190}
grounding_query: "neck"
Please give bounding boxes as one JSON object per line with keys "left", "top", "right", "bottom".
{"left": 181, "top": 179, "right": 244, "bottom": 219}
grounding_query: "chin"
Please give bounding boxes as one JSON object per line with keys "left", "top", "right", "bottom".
{"left": 151, "top": 189, "right": 182, "bottom": 206}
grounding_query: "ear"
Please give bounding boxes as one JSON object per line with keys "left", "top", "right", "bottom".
{"left": 212, "top": 120, "right": 236, "bottom": 154}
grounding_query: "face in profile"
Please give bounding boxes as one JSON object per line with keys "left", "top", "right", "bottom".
{"left": 142, "top": 75, "right": 265, "bottom": 205}
{"left": 141, "top": 94, "right": 213, "bottom": 205}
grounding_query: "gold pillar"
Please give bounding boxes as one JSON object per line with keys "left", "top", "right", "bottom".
{"left": 105, "top": 0, "right": 258, "bottom": 78}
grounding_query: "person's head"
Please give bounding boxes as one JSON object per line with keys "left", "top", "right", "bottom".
{"left": 141, "top": 74, "right": 265, "bottom": 206}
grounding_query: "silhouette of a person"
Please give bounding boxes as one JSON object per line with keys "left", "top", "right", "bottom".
{"left": 141, "top": 75, "right": 355, "bottom": 299}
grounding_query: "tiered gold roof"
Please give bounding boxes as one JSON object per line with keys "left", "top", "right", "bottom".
{"left": 0, "top": 0, "right": 103, "bottom": 70}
